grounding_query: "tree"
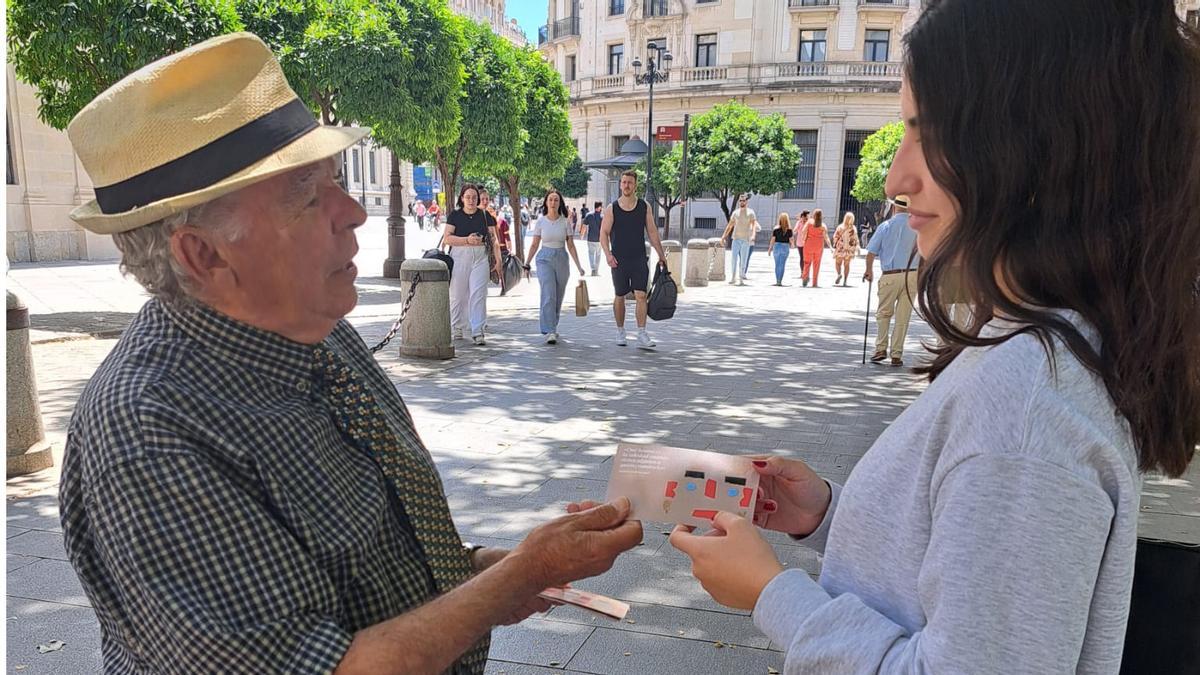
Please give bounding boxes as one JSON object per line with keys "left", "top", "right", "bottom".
{"left": 851, "top": 121, "right": 903, "bottom": 204}
{"left": 434, "top": 19, "right": 526, "bottom": 208}
{"left": 684, "top": 101, "right": 801, "bottom": 224}
{"left": 634, "top": 144, "right": 684, "bottom": 239}
{"left": 7, "top": 0, "right": 243, "bottom": 130}
{"left": 551, "top": 156, "right": 590, "bottom": 199}
{"left": 498, "top": 46, "right": 573, "bottom": 260}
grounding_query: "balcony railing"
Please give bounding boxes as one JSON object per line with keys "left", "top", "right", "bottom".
{"left": 566, "top": 61, "right": 902, "bottom": 99}
{"left": 538, "top": 16, "right": 581, "bottom": 45}
{"left": 644, "top": 0, "right": 679, "bottom": 18}
{"left": 858, "top": 0, "right": 909, "bottom": 7}
{"left": 788, "top": 0, "right": 836, "bottom": 8}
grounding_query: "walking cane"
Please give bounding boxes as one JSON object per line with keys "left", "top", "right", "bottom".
{"left": 861, "top": 275, "right": 874, "bottom": 364}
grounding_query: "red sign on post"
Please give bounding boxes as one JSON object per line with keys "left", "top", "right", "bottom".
{"left": 656, "top": 125, "right": 684, "bottom": 141}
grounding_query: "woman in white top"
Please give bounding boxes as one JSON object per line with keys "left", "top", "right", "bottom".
{"left": 664, "top": 1, "right": 1200, "bottom": 673}
{"left": 525, "top": 189, "right": 585, "bottom": 344}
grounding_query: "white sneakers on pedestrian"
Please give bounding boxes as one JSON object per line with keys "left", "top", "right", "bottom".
{"left": 472, "top": 333, "right": 486, "bottom": 346}
{"left": 636, "top": 330, "right": 656, "bottom": 350}
{"left": 452, "top": 328, "right": 463, "bottom": 340}
{"left": 546, "top": 332, "right": 558, "bottom": 345}
{"left": 615, "top": 329, "right": 627, "bottom": 346}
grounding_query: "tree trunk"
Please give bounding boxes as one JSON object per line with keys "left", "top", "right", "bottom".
{"left": 503, "top": 175, "right": 524, "bottom": 262}
{"left": 662, "top": 204, "right": 676, "bottom": 239}
{"left": 382, "top": 152, "right": 406, "bottom": 278}
{"left": 718, "top": 189, "right": 734, "bottom": 223}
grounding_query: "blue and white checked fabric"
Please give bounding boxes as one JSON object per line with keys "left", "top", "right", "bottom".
{"left": 59, "top": 300, "right": 484, "bottom": 674}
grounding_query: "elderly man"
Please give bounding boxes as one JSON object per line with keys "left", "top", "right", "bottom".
{"left": 862, "top": 197, "right": 920, "bottom": 366}
{"left": 59, "top": 33, "right": 641, "bottom": 674}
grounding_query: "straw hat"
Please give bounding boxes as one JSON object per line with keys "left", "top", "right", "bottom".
{"left": 67, "top": 32, "right": 368, "bottom": 234}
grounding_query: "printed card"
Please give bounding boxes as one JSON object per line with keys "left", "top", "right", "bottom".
{"left": 605, "top": 443, "right": 760, "bottom": 527}
{"left": 539, "top": 587, "right": 630, "bottom": 621}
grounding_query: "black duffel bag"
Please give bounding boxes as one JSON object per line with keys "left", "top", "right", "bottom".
{"left": 1120, "top": 538, "right": 1200, "bottom": 673}
{"left": 502, "top": 251, "right": 524, "bottom": 293}
{"left": 422, "top": 249, "right": 454, "bottom": 278}
{"left": 647, "top": 263, "right": 677, "bottom": 321}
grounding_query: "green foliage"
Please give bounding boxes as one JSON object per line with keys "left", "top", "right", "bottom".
{"left": 685, "top": 101, "right": 801, "bottom": 222}
{"left": 7, "top": 0, "right": 243, "bottom": 129}
{"left": 851, "top": 120, "right": 904, "bottom": 204}
{"left": 633, "top": 144, "right": 682, "bottom": 203}
{"left": 505, "top": 46, "right": 573, "bottom": 190}
{"left": 462, "top": 174, "right": 500, "bottom": 196}
{"left": 551, "top": 156, "right": 590, "bottom": 199}
{"left": 434, "top": 18, "right": 526, "bottom": 200}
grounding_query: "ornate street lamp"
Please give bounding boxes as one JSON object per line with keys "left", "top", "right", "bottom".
{"left": 631, "top": 46, "right": 671, "bottom": 218}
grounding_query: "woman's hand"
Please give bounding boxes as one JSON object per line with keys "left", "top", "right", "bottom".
{"left": 669, "top": 512, "right": 784, "bottom": 610}
{"left": 577, "top": 265, "right": 586, "bottom": 276}
{"left": 749, "top": 457, "right": 832, "bottom": 537}
{"left": 467, "top": 232, "right": 482, "bottom": 246}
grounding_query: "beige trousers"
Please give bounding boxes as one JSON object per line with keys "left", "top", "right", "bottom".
{"left": 875, "top": 270, "right": 918, "bottom": 358}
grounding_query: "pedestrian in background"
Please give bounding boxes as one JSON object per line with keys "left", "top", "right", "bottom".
{"left": 525, "top": 189, "right": 585, "bottom": 344}
{"left": 445, "top": 184, "right": 502, "bottom": 345}
{"left": 801, "top": 208, "right": 832, "bottom": 287}
{"left": 721, "top": 193, "right": 757, "bottom": 285}
{"left": 863, "top": 198, "right": 918, "bottom": 365}
{"left": 415, "top": 199, "right": 427, "bottom": 230}
{"left": 833, "top": 212, "right": 860, "bottom": 286}
{"left": 569, "top": 206, "right": 579, "bottom": 232}
{"left": 582, "top": 200, "right": 604, "bottom": 275}
{"left": 793, "top": 210, "right": 809, "bottom": 278}
{"left": 769, "top": 213, "right": 794, "bottom": 286}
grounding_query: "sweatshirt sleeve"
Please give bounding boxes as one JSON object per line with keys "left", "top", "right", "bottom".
{"left": 754, "top": 452, "right": 1114, "bottom": 674}
{"left": 787, "top": 480, "right": 841, "bottom": 555}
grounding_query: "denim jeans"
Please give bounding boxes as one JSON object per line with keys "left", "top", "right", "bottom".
{"left": 772, "top": 245, "right": 790, "bottom": 283}
{"left": 535, "top": 247, "right": 570, "bottom": 334}
{"left": 586, "top": 241, "right": 603, "bottom": 274}
{"left": 730, "top": 239, "right": 752, "bottom": 280}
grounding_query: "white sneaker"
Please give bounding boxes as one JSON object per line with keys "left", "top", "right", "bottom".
{"left": 472, "top": 334, "right": 486, "bottom": 345}
{"left": 615, "top": 329, "right": 627, "bottom": 346}
{"left": 636, "top": 330, "right": 656, "bottom": 350}
{"left": 546, "top": 332, "right": 558, "bottom": 344}
{"left": 452, "top": 328, "right": 463, "bottom": 340}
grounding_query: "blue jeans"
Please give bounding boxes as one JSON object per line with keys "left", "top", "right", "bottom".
{"left": 772, "top": 245, "right": 790, "bottom": 283}
{"left": 730, "top": 239, "right": 751, "bottom": 280}
{"left": 535, "top": 247, "right": 570, "bottom": 334}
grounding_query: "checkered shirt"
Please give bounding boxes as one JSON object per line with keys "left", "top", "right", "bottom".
{"left": 59, "top": 300, "right": 484, "bottom": 674}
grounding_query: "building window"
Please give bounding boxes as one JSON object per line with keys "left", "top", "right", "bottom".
{"left": 375, "top": 197, "right": 382, "bottom": 205}
{"left": 646, "top": 0, "right": 669, "bottom": 17}
{"left": 5, "top": 119, "right": 15, "bottom": 185}
{"left": 799, "top": 29, "right": 827, "bottom": 62}
{"left": 609, "top": 0, "right": 624, "bottom": 15}
{"left": 612, "top": 135, "right": 631, "bottom": 155}
{"left": 566, "top": 55, "right": 577, "bottom": 81}
{"left": 694, "top": 217, "right": 717, "bottom": 230}
{"left": 608, "top": 44, "right": 625, "bottom": 75}
{"left": 695, "top": 33, "right": 717, "bottom": 67}
{"left": 864, "top": 29, "right": 890, "bottom": 62}
{"left": 368, "top": 150, "right": 376, "bottom": 184}
{"left": 352, "top": 149, "right": 361, "bottom": 183}
{"left": 785, "top": 130, "right": 818, "bottom": 200}
{"left": 647, "top": 37, "right": 667, "bottom": 58}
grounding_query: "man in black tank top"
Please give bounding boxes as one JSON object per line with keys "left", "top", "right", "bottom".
{"left": 600, "top": 170, "right": 668, "bottom": 349}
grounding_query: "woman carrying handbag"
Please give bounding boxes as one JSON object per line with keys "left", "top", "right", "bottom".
{"left": 444, "top": 183, "right": 502, "bottom": 345}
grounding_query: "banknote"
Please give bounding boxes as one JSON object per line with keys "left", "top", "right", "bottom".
{"left": 539, "top": 587, "right": 630, "bottom": 620}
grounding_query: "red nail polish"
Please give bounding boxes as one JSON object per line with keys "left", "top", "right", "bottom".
{"left": 752, "top": 460, "right": 767, "bottom": 468}
{"left": 764, "top": 501, "right": 778, "bottom": 512}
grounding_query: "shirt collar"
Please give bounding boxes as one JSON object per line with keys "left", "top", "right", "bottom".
{"left": 162, "top": 300, "right": 325, "bottom": 390}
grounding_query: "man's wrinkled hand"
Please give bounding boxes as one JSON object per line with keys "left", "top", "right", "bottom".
{"left": 513, "top": 497, "right": 642, "bottom": 591}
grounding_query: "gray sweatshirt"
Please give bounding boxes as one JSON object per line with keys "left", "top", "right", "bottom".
{"left": 754, "top": 312, "right": 1140, "bottom": 674}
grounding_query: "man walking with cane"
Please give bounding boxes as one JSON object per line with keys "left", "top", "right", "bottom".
{"left": 863, "top": 197, "right": 919, "bottom": 366}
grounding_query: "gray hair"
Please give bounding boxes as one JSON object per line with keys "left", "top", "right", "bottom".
{"left": 112, "top": 194, "right": 245, "bottom": 307}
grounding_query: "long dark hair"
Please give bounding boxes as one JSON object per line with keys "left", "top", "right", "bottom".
{"left": 455, "top": 183, "right": 480, "bottom": 210}
{"left": 540, "top": 188, "right": 569, "bottom": 218}
{"left": 907, "top": 0, "right": 1200, "bottom": 477}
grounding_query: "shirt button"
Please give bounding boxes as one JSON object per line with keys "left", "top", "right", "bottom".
{"left": 296, "top": 381, "right": 310, "bottom": 393}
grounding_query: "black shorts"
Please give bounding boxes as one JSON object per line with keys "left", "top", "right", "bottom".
{"left": 611, "top": 256, "right": 649, "bottom": 296}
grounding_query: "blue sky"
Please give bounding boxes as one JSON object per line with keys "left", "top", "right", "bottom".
{"left": 506, "top": 2, "right": 547, "bottom": 43}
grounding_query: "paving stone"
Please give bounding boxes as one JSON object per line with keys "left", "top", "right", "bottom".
{"left": 485, "top": 662, "right": 591, "bottom": 674}
{"left": 6, "top": 530, "right": 68, "bottom": 561}
{"left": 6, "top": 495, "right": 64, "bottom": 533}
{"left": 543, "top": 599, "right": 771, "bottom": 649}
{"left": 566, "top": 627, "right": 783, "bottom": 675}
{"left": 487, "top": 617, "right": 594, "bottom": 669}
{"left": 7, "top": 559, "right": 92, "bottom": 608}
{"left": 5, "top": 597, "right": 102, "bottom": 675}
{"left": 8, "top": 526, "right": 32, "bottom": 539}
{"left": 8, "top": 554, "right": 41, "bottom": 572}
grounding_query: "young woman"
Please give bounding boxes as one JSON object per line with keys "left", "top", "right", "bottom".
{"left": 525, "top": 189, "right": 585, "bottom": 344}
{"left": 667, "top": 2, "right": 1200, "bottom": 672}
{"left": 800, "top": 209, "right": 832, "bottom": 287}
{"left": 793, "top": 210, "right": 809, "bottom": 278}
{"left": 444, "top": 184, "right": 502, "bottom": 345}
{"left": 832, "top": 211, "right": 860, "bottom": 286}
{"left": 768, "top": 213, "right": 794, "bottom": 286}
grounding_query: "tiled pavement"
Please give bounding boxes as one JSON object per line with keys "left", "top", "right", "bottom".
{"left": 7, "top": 217, "right": 1197, "bottom": 673}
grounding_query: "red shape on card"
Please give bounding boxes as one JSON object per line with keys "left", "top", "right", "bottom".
{"left": 665, "top": 481, "right": 678, "bottom": 498}
{"left": 691, "top": 509, "right": 718, "bottom": 520}
{"left": 740, "top": 487, "right": 753, "bottom": 508}
{"left": 704, "top": 479, "right": 716, "bottom": 499}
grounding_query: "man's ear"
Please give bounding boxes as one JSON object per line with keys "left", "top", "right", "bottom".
{"left": 170, "top": 226, "right": 233, "bottom": 296}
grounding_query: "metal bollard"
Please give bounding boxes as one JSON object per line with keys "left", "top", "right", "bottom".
{"left": 7, "top": 291, "right": 53, "bottom": 477}
{"left": 662, "top": 240, "right": 684, "bottom": 294}
{"left": 685, "top": 239, "right": 710, "bottom": 287}
{"left": 399, "top": 259, "right": 454, "bottom": 360}
{"left": 708, "top": 237, "right": 726, "bottom": 282}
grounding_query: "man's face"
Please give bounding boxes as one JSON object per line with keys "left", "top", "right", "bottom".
{"left": 738, "top": 196, "right": 748, "bottom": 208}
{"left": 620, "top": 174, "right": 636, "bottom": 196}
{"left": 213, "top": 159, "right": 366, "bottom": 340}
